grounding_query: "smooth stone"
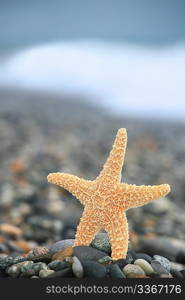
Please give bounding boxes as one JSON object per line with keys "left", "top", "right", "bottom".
{"left": 91, "top": 233, "right": 111, "bottom": 254}
{"left": 153, "top": 255, "right": 171, "bottom": 272}
{"left": 81, "top": 260, "right": 107, "bottom": 278}
{"left": 169, "top": 262, "right": 184, "bottom": 271}
{"left": 151, "top": 260, "right": 169, "bottom": 275}
{"left": 135, "top": 253, "right": 152, "bottom": 263}
{"left": 109, "top": 264, "right": 125, "bottom": 278}
{"left": 39, "top": 269, "right": 55, "bottom": 278}
{"left": 72, "top": 256, "right": 84, "bottom": 278}
{"left": 49, "top": 239, "right": 74, "bottom": 255}
{"left": 123, "top": 264, "right": 145, "bottom": 276}
{"left": 6, "top": 264, "right": 21, "bottom": 278}
{"left": 159, "top": 274, "right": 173, "bottom": 278}
{"left": 48, "top": 260, "right": 69, "bottom": 271}
{"left": 134, "top": 259, "right": 154, "bottom": 274}
{"left": 73, "top": 246, "right": 107, "bottom": 261}
{"left": 46, "top": 268, "right": 73, "bottom": 278}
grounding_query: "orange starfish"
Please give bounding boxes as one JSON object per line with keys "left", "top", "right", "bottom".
{"left": 47, "top": 128, "right": 170, "bottom": 260}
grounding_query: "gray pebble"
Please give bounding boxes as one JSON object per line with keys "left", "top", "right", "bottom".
{"left": 153, "top": 255, "right": 171, "bottom": 272}
{"left": 6, "top": 264, "right": 21, "bottom": 278}
{"left": 81, "top": 260, "right": 107, "bottom": 278}
{"left": 123, "top": 264, "right": 145, "bottom": 276}
{"left": 74, "top": 246, "right": 107, "bottom": 261}
{"left": 72, "top": 256, "right": 84, "bottom": 278}
{"left": 49, "top": 239, "right": 74, "bottom": 255}
{"left": 134, "top": 259, "right": 154, "bottom": 275}
{"left": 48, "top": 260, "right": 69, "bottom": 271}
{"left": 32, "top": 262, "right": 48, "bottom": 275}
{"left": 151, "top": 260, "right": 169, "bottom": 275}
{"left": 91, "top": 233, "right": 111, "bottom": 254}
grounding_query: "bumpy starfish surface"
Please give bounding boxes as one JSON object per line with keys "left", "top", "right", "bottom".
{"left": 47, "top": 128, "right": 170, "bottom": 260}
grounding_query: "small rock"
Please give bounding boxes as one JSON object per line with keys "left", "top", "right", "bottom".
{"left": 123, "top": 264, "right": 145, "bottom": 277}
{"left": 52, "top": 246, "right": 74, "bottom": 261}
{"left": 109, "top": 264, "right": 125, "bottom": 278}
{"left": 134, "top": 259, "right": 154, "bottom": 274}
{"left": 20, "top": 261, "right": 34, "bottom": 273}
{"left": 91, "top": 233, "right": 111, "bottom": 254}
{"left": 115, "top": 259, "right": 128, "bottom": 268}
{"left": 46, "top": 268, "right": 73, "bottom": 278}
{"left": 0, "top": 224, "right": 22, "bottom": 238}
{"left": 72, "top": 256, "right": 84, "bottom": 278}
{"left": 81, "top": 260, "right": 107, "bottom": 278}
{"left": 151, "top": 260, "right": 169, "bottom": 275}
{"left": 0, "top": 243, "right": 8, "bottom": 254}
{"left": 49, "top": 239, "right": 74, "bottom": 255}
{"left": 6, "top": 264, "right": 21, "bottom": 278}
{"left": 39, "top": 269, "right": 55, "bottom": 278}
{"left": 153, "top": 255, "right": 171, "bottom": 272}
{"left": 73, "top": 246, "right": 107, "bottom": 261}
{"left": 170, "top": 269, "right": 184, "bottom": 278}
{"left": 135, "top": 253, "right": 152, "bottom": 263}
{"left": 48, "top": 260, "right": 69, "bottom": 271}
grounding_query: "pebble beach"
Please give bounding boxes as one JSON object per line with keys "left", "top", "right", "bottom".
{"left": 0, "top": 88, "right": 185, "bottom": 279}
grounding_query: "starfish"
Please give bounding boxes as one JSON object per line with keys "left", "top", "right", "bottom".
{"left": 47, "top": 128, "right": 170, "bottom": 260}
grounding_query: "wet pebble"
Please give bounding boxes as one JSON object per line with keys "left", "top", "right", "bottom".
{"left": 73, "top": 246, "right": 107, "bottom": 261}
{"left": 151, "top": 260, "right": 169, "bottom": 275}
{"left": 134, "top": 259, "right": 154, "bottom": 275}
{"left": 91, "top": 233, "right": 111, "bottom": 254}
{"left": 123, "top": 264, "right": 145, "bottom": 277}
{"left": 48, "top": 260, "right": 69, "bottom": 271}
{"left": 81, "top": 260, "right": 107, "bottom": 278}
{"left": 153, "top": 255, "right": 171, "bottom": 272}
{"left": 109, "top": 264, "right": 125, "bottom": 278}
{"left": 6, "top": 264, "right": 21, "bottom": 278}
{"left": 32, "top": 262, "right": 48, "bottom": 275}
{"left": 72, "top": 256, "right": 84, "bottom": 278}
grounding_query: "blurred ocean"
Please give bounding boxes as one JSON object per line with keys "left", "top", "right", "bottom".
{"left": 0, "top": 40, "right": 185, "bottom": 120}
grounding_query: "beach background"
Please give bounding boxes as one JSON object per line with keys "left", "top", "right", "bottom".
{"left": 0, "top": 0, "right": 185, "bottom": 261}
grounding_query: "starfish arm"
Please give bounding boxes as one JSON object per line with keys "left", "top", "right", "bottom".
{"left": 96, "top": 128, "right": 127, "bottom": 184}
{"left": 118, "top": 183, "right": 171, "bottom": 209}
{"left": 73, "top": 208, "right": 100, "bottom": 246}
{"left": 47, "top": 172, "right": 93, "bottom": 205}
{"left": 103, "top": 211, "right": 128, "bottom": 260}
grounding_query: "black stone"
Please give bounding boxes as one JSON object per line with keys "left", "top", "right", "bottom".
{"left": 81, "top": 260, "right": 107, "bottom": 278}
{"left": 135, "top": 253, "right": 152, "bottom": 263}
{"left": 47, "top": 268, "right": 73, "bottom": 278}
{"left": 109, "top": 264, "right": 126, "bottom": 278}
{"left": 114, "top": 259, "right": 128, "bottom": 268}
{"left": 180, "top": 269, "right": 185, "bottom": 278}
{"left": 170, "top": 269, "right": 183, "bottom": 278}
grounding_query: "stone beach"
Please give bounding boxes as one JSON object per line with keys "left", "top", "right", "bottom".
{"left": 0, "top": 88, "right": 185, "bottom": 278}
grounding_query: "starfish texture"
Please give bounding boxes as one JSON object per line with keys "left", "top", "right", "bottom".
{"left": 47, "top": 128, "right": 170, "bottom": 260}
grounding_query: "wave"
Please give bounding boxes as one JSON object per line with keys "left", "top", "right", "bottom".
{"left": 0, "top": 40, "right": 185, "bottom": 119}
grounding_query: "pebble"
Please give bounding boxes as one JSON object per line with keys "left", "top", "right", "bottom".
{"left": 81, "top": 260, "right": 107, "bottom": 278}
{"left": 115, "top": 259, "right": 128, "bottom": 268}
{"left": 91, "top": 233, "right": 111, "bottom": 254}
{"left": 73, "top": 246, "right": 107, "bottom": 261}
{"left": 98, "top": 256, "right": 113, "bottom": 265}
{"left": 134, "top": 259, "right": 154, "bottom": 275}
{"left": 170, "top": 269, "right": 184, "bottom": 278}
{"left": 72, "top": 256, "right": 84, "bottom": 278}
{"left": 46, "top": 268, "right": 73, "bottom": 278}
{"left": 52, "top": 246, "right": 74, "bottom": 261}
{"left": 153, "top": 255, "right": 171, "bottom": 272}
{"left": 49, "top": 239, "right": 74, "bottom": 255}
{"left": 48, "top": 260, "right": 69, "bottom": 271}
{"left": 6, "top": 264, "right": 21, "bottom": 278}
{"left": 39, "top": 269, "right": 55, "bottom": 278}
{"left": 20, "top": 261, "right": 34, "bottom": 273}
{"left": 135, "top": 253, "right": 152, "bottom": 263}
{"left": 109, "top": 264, "right": 125, "bottom": 278}
{"left": 151, "top": 260, "right": 169, "bottom": 275}
{"left": 123, "top": 264, "right": 145, "bottom": 277}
